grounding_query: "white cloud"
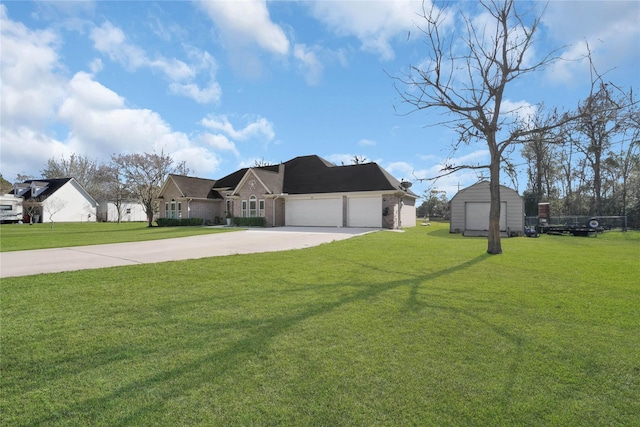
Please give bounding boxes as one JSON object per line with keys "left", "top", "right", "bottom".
{"left": 198, "top": 133, "right": 239, "bottom": 155}
{"left": 307, "top": 0, "right": 425, "bottom": 60}
{"left": 0, "top": 9, "right": 223, "bottom": 183}
{"left": 55, "top": 72, "right": 222, "bottom": 177}
{"left": 385, "top": 161, "right": 422, "bottom": 181}
{"left": 160, "top": 142, "right": 222, "bottom": 177}
{"left": 89, "top": 21, "right": 221, "bottom": 104}
{"left": 293, "top": 43, "right": 323, "bottom": 86}
{"left": 90, "top": 22, "right": 147, "bottom": 70}
{"left": 500, "top": 99, "right": 538, "bottom": 127}
{"left": 55, "top": 73, "right": 200, "bottom": 161}
{"left": 88, "top": 58, "right": 103, "bottom": 73}
{"left": 64, "top": 71, "right": 124, "bottom": 109}
{"left": 0, "top": 5, "right": 66, "bottom": 130}
{"left": 384, "top": 149, "right": 493, "bottom": 199}
{"left": 200, "top": 115, "right": 275, "bottom": 142}
{"left": 0, "top": 127, "right": 70, "bottom": 180}
{"left": 542, "top": 1, "right": 640, "bottom": 86}
{"left": 169, "top": 82, "right": 221, "bottom": 104}
{"left": 197, "top": 0, "right": 290, "bottom": 55}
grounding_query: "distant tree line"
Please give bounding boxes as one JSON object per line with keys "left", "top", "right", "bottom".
{"left": 520, "top": 84, "right": 639, "bottom": 226}
{"left": 12, "top": 151, "right": 188, "bottom": 227}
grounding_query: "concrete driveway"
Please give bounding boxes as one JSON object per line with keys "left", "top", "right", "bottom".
{"left": 0, "top": 227, "right": 378, "bottom": 278}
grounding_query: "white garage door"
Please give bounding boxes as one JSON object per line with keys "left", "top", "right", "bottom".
{"left": 400, "top": 202, "right": 416, "bottom": 228}
{"left": 286, "top": 198, "right": 342, "bottom": 227}
{"left": 465, "top": 202, "right": 507, "bottom": 231}
{"left": 348, "top": 196, "right": 381, "bottom": 227}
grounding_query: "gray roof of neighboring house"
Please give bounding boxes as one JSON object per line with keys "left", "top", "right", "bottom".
{"left": 12, "top": 178, "right": 72, "bottom": 200}
{"left": 12, "top": 178, "right": 98, "bottom": 206}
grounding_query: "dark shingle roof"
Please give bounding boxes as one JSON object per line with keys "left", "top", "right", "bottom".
{"left": 169, "top": 175, "right": 221, "bottom": 199}
{"left": 214, "top": 168, "right": 249, "bottom": 189}
{"left": 207, "top": 155, "right": 416, "bottom": 197}
{"left": 16, "top": 178, "right": 72, "bottom": 200}
{"left": 214, "top": 164, "right": 280, "bottom": 189}
{"left": 282, "top": 155, "right": 414, "bottom": 195}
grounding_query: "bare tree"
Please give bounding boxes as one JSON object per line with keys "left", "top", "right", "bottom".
{"left": 521, "top": 113, "right": 563, "bottom": 205}
{"left": 568, "top": 84, "right": 630, "bottom": 215}
{"left": 43, "top": 198, "right": 66, "bottom": 229}
{"left": 101, "top": 163, "right": 131, "bottom": 223}
{"left": 22, "top": 199, "right": 40, "bottom": 224}
{"left": 42, "top": 153, "right": 112, "bottom": 200}
{"left": 394, "top": 0, "right": 570, "bottom": 254}
{"left": 351, "top": 155, "right": 370, "bottom": 165}
{"left": 111, "top": 151, "right": 189, "bottom": 227}
{"left": 253, "top": 158, "right": 274, "bottom": 167}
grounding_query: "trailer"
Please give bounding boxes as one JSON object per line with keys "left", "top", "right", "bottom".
{"left": 0, "top": 194, "right": 23, "bottom": 223}
{"left": 537, "top": 220, "right": 604, "bottom": 236}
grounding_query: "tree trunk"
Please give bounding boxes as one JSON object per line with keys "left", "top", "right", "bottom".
{"left": 145, "top": 203, "right": 154, "bottom": 227}
{"left": 487, "top": 150, "right": 503, "bottom": 254}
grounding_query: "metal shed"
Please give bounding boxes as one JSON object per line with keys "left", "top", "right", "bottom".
{"left": 449, "top": 181, "right": 524, "bottom": 237}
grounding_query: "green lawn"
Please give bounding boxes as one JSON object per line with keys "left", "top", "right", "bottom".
{"left": 2, "top": 223, "right": 639, "bottom": 425}
{"left": 0, "top": 222, "right": 237, "bottom": 252}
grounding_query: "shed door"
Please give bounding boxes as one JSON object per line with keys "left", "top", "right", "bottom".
{"left": 465, "top": 202, "right": 507, "bottom": 231}
{"left": 348, "top": 196, "right": 381, "bottom": 227}
{"left": 286, "top": 197, "right": 342, "bottom": 227}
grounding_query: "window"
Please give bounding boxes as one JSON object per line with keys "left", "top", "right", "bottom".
{"left": 0, "top": 205, "right": 11, "bottom": 211}
{"left": 177, "top": 202, "right": 182, "bottom": 219}
{"left": 259, "top": 199, "right": 265, "bottom": 217}
{"left": 165, "top": 203, "right": 169, "bottom": 218}
{"left": 249, "top": 196, "right": 257, "bottom": 217}
{"left": 170, "top": 200, "right": 176, "bottom": 219}
{"left": 241, "top": 200, "right": 247, "bottom": 217}
{"left": 126, "top": 208, "right": 131, "bottom": 214}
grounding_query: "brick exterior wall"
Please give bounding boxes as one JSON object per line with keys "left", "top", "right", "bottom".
{"left": 382, "top": 193, "right": 400, "bottom": 229}
{"left": 158, "top": 179, "right": 222, "bottom": 224}
{"left": 230, "top": 176, "right": 287, "bottom": 227}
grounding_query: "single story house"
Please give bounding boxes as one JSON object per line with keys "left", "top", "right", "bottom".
{"left": 450, "top": 181, "right": 524, "bottom": 236}
{"left": 11, "top": 178, "right": 98, "bottom": 223}
{"left": 157, "top": 155, "right": 418, "bottom": 229}
{"left": 97, "top": 201, "right": 147, "bottom": 222}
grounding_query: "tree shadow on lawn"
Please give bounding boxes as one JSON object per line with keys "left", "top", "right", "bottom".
{"left": 31, "top": 253, "right": 529, "bottom": 424}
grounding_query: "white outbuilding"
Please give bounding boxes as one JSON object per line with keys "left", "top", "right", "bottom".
{"left": 450, "top": 181, "right": 524, "bottom": 237}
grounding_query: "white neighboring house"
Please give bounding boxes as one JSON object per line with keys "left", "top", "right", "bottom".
{"left": 12, "top": 178, "right": 98, "bottom": 223}
{"left": 97, "top": 201, "right": 146, "bottom": 222}
{"left": 0, "top": 194, "right": 23, "bottom": 223}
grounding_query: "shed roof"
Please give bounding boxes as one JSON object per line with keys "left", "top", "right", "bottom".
{"left": 450, "top": 180, "right": 522, "bottom": 201}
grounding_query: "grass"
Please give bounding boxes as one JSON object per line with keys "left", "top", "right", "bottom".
{"left": 0, "top": 222, "right": 237, "bottom": 252}
{"left": 1, "top": 223, "right": 639, "bottom": 425}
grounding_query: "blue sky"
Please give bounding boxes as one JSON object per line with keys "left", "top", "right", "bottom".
{"left": 1, "top": 1, "right": 638, "bottom": 198}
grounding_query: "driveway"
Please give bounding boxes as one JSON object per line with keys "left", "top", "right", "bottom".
{"left": 0, "top": 227, "right": 378, "bottom": 278}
